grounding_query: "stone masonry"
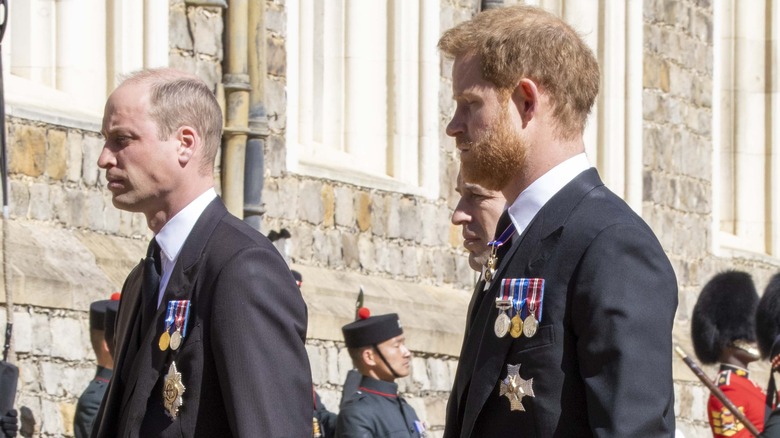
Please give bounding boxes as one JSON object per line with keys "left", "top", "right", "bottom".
{"left": 0, "top": 0, "right": 779, "bottom": 437}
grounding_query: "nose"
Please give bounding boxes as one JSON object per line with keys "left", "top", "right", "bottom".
{"left": 446, "top": 109, "right": 464, "bottom": 138}
{"left": 401, "top": 345, "right": 411, "bottom": 358}
{"left": 451, "top": 198, "right": 470, "bottom": 226}
{"left": 97, "top": 144, "right": 115, "bottom": 169}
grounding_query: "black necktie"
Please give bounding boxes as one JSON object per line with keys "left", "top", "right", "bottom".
{"left": 141, "top": 238, "right": 161, "bottom": 334}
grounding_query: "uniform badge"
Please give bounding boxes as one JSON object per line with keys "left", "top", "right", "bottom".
{"left": 499, "top": 363, "right": 534, "bottom": 412}
{"left": 414, "top": 420, "right": 429, "bottom": 437}
{"left": 163, "top": 361, "right": 186, "bottom": 418}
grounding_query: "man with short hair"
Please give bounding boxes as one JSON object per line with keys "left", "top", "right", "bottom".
{"left": 439, "top": 5, "right": 678, "bottom": 437}
{"left": 336, "top": 313, "right": 426, "bottom": 437}
{"left": 91, "top": 68, "right": 312, "bottom": 437}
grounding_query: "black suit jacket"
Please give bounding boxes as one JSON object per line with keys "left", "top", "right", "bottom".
{"left": 444, "top": 169, "right": 678, "bottom": 437}
{"left": 92, "top": 199, "right": 312, "bottom": 437}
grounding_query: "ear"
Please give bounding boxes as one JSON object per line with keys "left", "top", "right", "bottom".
{"left": 100, "top": 339, "right": 111, "bottom": 355}
{"left": 361, "top": 348, "right": 377, "bottom": 367}
{"left": 510, "top": 78, "right": 540, "bottom": 128}
{"left": 176, "top": 126, "right": 198, "bottom": 166}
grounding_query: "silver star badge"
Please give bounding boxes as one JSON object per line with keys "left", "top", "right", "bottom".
{"left": 499, "top": 363, "right": 535, "bottom": 411}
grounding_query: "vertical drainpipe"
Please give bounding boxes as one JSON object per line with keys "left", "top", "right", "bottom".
{"left": 243, "top": 0, "right": 268, "bottom": 231}
{"left": 481, "top": 0, "right": 504, "bottom": 10}
{"left": 221, "top": 0, "right": 250, "bottom": 217}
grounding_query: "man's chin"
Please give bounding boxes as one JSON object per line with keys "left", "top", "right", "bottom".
{"left": 111, "top": 195, "right": 141, "bottom": 212}
{"left": 469, "top": 255, "right": 487, "bottom": 272}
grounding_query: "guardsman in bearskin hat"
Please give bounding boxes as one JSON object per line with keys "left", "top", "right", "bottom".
{"left": 756, "top": 273, "right": 780, "bottom": 437}
{"left": 336, "top": 312, "right": 428, "bottom": 437}
{"left": 692, "top": 271, "right": 765, "bottom": 437}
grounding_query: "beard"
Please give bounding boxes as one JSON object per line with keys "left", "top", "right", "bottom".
{"left": 458, "top": 115, "right": 527, "bottom": 191}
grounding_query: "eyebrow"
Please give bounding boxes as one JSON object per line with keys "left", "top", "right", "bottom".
{"left": 463, "top": 183, "right": 490, "bottom": 193}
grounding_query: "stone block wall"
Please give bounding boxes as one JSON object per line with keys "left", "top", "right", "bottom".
{"left": 1, "top": 0, "right": 779, "bottom": 436}
{"left": 643, "top": 1, "right": 779, "bottom": 436}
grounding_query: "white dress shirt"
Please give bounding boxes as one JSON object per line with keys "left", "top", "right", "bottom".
{"left": 154, "top": 188, "right": 218, "bottom": 307}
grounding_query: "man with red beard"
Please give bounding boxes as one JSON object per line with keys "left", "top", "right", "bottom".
{"left": 439, "top": 5, "right": 678, "bottom": 437}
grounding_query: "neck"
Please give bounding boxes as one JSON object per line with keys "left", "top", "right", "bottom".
{"left": 146, "top": 183, "right": 213, "bottom": 233}
{"left": 96, "top": 357, "right": 114, "bottom": 371}
{"left": 501, "top": 143, "right": 584, "bottom": 204}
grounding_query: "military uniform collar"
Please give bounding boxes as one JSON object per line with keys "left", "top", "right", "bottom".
{"left": 358, "top": 375, "right": 399, "bottom": 398}
{"left": 719, "top": 363, "right": 749, "bottom": 378}
{"left": 95, "top": 365, "right": 113, "bottom": 382}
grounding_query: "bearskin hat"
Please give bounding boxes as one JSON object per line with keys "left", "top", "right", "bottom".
{"left": 692, "top": 271, "right": 758, "bottom": 364}
{"left": 756, "top": 273, "right": 780, "bottom": 359}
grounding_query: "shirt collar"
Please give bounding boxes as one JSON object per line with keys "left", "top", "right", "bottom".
{"left": 155, "top": 188, "right": 217, "bottom": 264}
{"left": 507, "top": 153, "right": 590, "bottom": 236}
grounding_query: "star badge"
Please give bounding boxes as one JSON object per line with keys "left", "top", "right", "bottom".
{"left": 499, "top": 363, "right": 534, "bottom": 411}
{"left": 163, "top": 361, "right": 186, "bottom": 418}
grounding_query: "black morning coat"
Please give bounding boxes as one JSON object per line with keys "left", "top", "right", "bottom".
{"left": 91, "top": 198, "right": 313, "bottom": 438}
{"left": 444, "top": 168, "right": 679, "bottom": 437}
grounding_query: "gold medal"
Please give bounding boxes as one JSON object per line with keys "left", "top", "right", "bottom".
{"left": 523, "top": 314, "right": 538, "bottom": 337}
{"left": 510, "top": 314, "right": 523, "bottom": 338}
{"left": 484, "top": 247, "right": 498, "bottom": 282}
{"left": 159, "top": 331, "right": 171, "bottom": 351}
{"left": 163, "top": 361, "right": 186, "bottom": 418}
{"left": 170, "top": 329, "right": 183, "bottom": 351}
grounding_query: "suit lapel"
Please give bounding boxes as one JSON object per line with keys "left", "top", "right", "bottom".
{"left": 459, "top": 168, "right": 603, "bottom": 437}
{"left": 118, "top": 198, "right": 228, "bottom": 422}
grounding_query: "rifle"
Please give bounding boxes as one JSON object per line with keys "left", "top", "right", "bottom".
{"left": 674, "top": 345, "right": 760, "bottom": 437}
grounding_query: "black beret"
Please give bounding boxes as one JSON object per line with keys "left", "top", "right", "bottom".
{"left": 692, "top": 271, "right": 758, "bottom": 364}
{"left": 342, "top": 313, "right": 403, "bottom": 348}
{"left": 291, "top": 270, "right": 302, "bottom": 283}
{"left": 104, "top": 301, "right": 120, "bottom": 346}
{"left": 757, "top": 273, "right": 780, "bottom": 359}
{"left": 89, "top": 300, "right": 111, "bottom": 331}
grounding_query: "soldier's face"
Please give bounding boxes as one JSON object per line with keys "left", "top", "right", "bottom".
{"left": 375, "top": 335, "right": 411, "bottom": 380}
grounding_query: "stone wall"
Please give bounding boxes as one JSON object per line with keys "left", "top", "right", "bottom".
{"left": 643, "top": 0, "right": 779, "bottom": 436}
{"left": 1, "top": 0, "right": 779, "bottom": 436}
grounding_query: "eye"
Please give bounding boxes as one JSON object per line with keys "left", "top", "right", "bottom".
{"left": 114, "top": 135, "right": 131, "bottom": 146}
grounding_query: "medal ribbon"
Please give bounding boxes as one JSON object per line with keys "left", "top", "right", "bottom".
{"left": 173, "top": 301, "right": 191, "bottom": 337}
{"left": 164, "top": 301, "right": 177, "bottom": 334}
{"left": 513, "top": 279, "right": 526, "bottom": 318}
{"left": 526, "top": 279, "right": 545, "bottom": 322}
{"left": 174, "top": 300, "right": 191, "bottom": 338}
{"left": 496, "top": 278, "right": 513, "bottom": 313}
{"left": 487, "top": 222, "right": 517, "bottom": 255}
{"left": 500, "top": 278, "right": 526, "bottom": 318}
